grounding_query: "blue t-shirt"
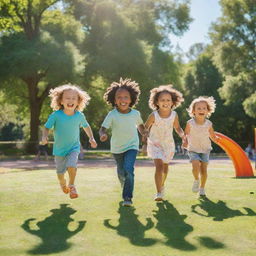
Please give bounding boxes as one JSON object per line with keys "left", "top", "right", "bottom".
{"left": 45, "top": 110, "right": 89, "bottom": 156}
{"left": 102, "top": 108, "right": 143, "bottom": 154}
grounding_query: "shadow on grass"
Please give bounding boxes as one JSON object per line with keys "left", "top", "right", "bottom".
{"left": 21, "top": 204, "right": 86, "bottom": 255}
{"left": 197, "top": 236, "right": 225, "bottom": 249}
{"left": 104, "top": 202, "right": 156, "bottom": 246}
{"left": 153, "top": 200, "right": 196, "bottom": 251}
{"left": 191, "top": 197, "right": 256, "bottom": 221}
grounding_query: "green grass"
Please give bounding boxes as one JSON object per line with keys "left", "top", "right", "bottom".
{"left": 1, "top": 161, "right": 256, "bottom": 256}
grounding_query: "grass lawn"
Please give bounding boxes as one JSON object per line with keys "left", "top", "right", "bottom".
{"left": 0, "top": 160, "right": 255, "bottom": 256}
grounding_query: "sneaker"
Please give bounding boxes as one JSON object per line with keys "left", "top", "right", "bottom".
{"left": 69, "top": 185, "right": 78, "bottom": 199}
{"left": 192, "top": 180, "right": 200, "bottom": 193}
{"left": 154, "top": 192, "right": 163, "bottom": 201}
{"left": 199, "top": 188, "right": 206, "bottom": 196}
{"left": 122, "top": 199, "right": 133, "bottom": 207}
{"left": 60, "top": 181, "right": 70, "bottom": 194}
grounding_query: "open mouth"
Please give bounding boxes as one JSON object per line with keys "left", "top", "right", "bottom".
{"left": 67, "top": 104, "right": 74, "bottom": 108}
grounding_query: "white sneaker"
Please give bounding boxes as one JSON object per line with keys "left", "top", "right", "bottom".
{"left": 199, "top": 188, "right": 206, "bottom": 196}
{"left": 122, "top": 199, "right": 133, "bottom": 207}
{"left": 154, "top": 192, "right": 163, "bottom": 201}
{"left": 192, "top": 180, "right": 200, "bottom": 193}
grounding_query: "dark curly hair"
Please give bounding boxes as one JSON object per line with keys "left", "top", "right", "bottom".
{"left": 149, "top": 85, "right": 184, "bottom": 110}
{"left": 103, "top": 78, "right": 141, "bottom": 107}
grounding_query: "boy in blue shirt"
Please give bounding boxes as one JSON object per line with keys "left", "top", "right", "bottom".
{"left": 42, "top": 84, "right": 97, "bottom": 199}
{"left": 99, "top": 78, "right": 147, "bottom": 206}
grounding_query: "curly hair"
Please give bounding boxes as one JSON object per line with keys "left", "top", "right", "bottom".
{"left": 187, "top": 96, "right": 216, "bottom": 118}
{"left": 103, "top": 78, "right": 140, "bottom": 107}
{"left": 49, "top": 84, "right": 90, "bottom": 111}
{"left": 148, "top": 85, "right": 184, "bottom": 110}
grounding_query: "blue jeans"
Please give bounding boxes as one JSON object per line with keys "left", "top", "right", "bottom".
{"left": 113, "top": 149, "right": 138, "bottom": 200}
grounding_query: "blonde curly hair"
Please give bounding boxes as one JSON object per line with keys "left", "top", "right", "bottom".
{"left": 49, "top": 84, "right": 90, "bottom": 111}
{"left": 187, "top": 96, "right": 216, "bottom": 118}
{"left": 148, "top": 84, "right": 184, "bottom": 110}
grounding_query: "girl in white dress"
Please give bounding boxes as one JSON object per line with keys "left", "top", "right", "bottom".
{"left": 144, "top": 85, "right": 186, "bottom": 201}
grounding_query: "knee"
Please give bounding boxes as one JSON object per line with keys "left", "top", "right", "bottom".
{"left": 124, "top": 169, "right": 134, "bottom": 179}
{"left": 155, "top": 163, "right": 164, "bottom": 172}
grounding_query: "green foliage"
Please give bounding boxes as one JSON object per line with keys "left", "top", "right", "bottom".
{"left": 0, "top": 0, "right": 192, "bottom": 145}
{"left": 0, "top": 0, "right": 85, "bottom": 147}
{"left": 210, "top": 0, "right": 256, "bottom": 118}
{"left": 0, "top": 91, "right": 18, "bottom": 128}
{"left": 182, "top": 51, "right": 255, "bottom": 142}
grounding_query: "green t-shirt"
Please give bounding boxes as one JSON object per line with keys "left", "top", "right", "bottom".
{"left": 45, "top": 110, "right": 89, "bottom": 156}
{"left": 102, "top": 108, "right": 143, "bottom": 154}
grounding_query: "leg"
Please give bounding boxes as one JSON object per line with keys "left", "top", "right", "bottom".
{"left": 154, "top": 159, "right": 164, "bottom": 193}
{"left": 57, "top": 173, "right": 66, "bottom": 185}
{"left": 67, "top": 167, "right": 77, "bottom": 186}
{"left": 161, "top": 163, "right": 169, "bottom": 188}
{"left": 199, "top": 162, "right": 208, "bottom": 189}
{"left": 57, "top": 173, "right": 69, "bottom": 194}
{"left": 191, "top": 160, "right": 200, "bottom": 180}
{"left": 55, "top": 156, "right": 69, "bottom": 193}
{"left": 44, "top": 151, "right": 48, "bottom": 161}
{"left": 191, "top": 160, "right": 200, "bottom": 193}
{"left": 122, "top": 150, "right": 138, "bottom": 200}
{"left": 113, "top": 153, "right": 125, "bottom": 187}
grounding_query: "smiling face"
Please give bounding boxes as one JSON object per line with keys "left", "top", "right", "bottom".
{"left": 61, "top": 89, "right": 79, "bottom": 113}
{"left": 114, "top": 88, "right": 131, "bottom": 113}
{"left": 193, "top": 101, "right": 209, "bottom": 119}
{"left": 156, "top": 92, "right": 173, "bottom": 111}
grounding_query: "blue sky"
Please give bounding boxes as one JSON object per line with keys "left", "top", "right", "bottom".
{"left": 169, "top": 0, "right": 221, "bottom": 52}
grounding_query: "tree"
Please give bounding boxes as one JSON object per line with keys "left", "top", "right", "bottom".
{"left": 0, "top": 0, "right": 84, "bottom": 152}
{"left": 65, "top": 0, "right": 191, "bottom": 122}
{"left": 209, "top": 0, "right": 256, "bottom": 118}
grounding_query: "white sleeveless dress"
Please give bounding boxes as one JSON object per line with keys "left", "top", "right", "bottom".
{"left": 147, "top": 111, "right": 176, "bottom": 163}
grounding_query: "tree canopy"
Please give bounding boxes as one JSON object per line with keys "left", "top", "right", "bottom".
{"left": 210, "top": 0, "right": 256, "bottom": 118}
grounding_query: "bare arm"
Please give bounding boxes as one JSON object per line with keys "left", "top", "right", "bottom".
{"left": 182, "top": 122, "right": 190, "bottom": 148}
{"left": 173, "top": 114, "right": 186, "bottom": 140}
{"left": 41, "top": 127, "right": 50, "bottom": 145}
{"left": 99, "top": 127, "right": 108, "bottom": 142}
{"left": 83, "top": 126, "right": 97, "bottom": 148}
{"left": 141, "top": 113, "right": 155, "bottom": 143}
{"left": 138, "top": 124, "right": 147, "bottom": 136}
{"left": 209, "top": 126, "right": 219, "bottom": 144}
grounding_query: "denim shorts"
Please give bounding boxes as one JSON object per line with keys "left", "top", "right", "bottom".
{"left": 188, "top": 151, "right": 210, "bottom": 163}
{"left": 55, "top": 151, "right": 79, "bottom": 174}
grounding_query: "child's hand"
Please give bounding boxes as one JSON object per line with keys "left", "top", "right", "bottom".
{"left": 41, "top": 136, "right": 48, "bottom": 145}
{"left": 141, "top": 144, "right": 147, "bottom": 156}
{"left": 89, "top": 138, "right": 97, "bottom": 148}
{"left": 214, "top": 136, "right": 221, "bottom": 144}
{"left": 182, "top": 141, "right": 188, "bottom": 149}
{"left": 182, "top": 136, "right": 188, "bottom": 149}
{"left": 100, "top": 134, "right": 108, "bottom": 142}
{"left": 142, "top": 130, "right": 149, "bottom": 138}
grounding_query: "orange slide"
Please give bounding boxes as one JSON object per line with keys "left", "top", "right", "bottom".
{"left": 215, "top": 132, "right": 254, "bottom": 177}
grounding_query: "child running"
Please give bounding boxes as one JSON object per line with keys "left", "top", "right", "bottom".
{"left": 183, "top": 96, "right": 219, "bottom": 197}
{"left": 144, "top": 85, "right": 185, "bottom": 201}
{"left": 99, "top": 78, "right": 147, "bottom": 207}
{"left": 41, "top": 84, "right": 97, "bottom": 199}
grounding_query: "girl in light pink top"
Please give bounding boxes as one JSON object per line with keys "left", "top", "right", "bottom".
{"left": 183, "top": 96, "right": 219, "bottom": 197}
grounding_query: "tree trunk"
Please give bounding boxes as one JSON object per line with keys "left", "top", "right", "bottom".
{"left": 24, "top": 75, "right": 43, "bottom": 153}
{"left": 28, "top": 100, "right": 41, "bottom": 154}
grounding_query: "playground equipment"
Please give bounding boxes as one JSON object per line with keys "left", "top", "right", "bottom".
{"left": 215, "top": 132, "right": 254, "bottom": 177}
